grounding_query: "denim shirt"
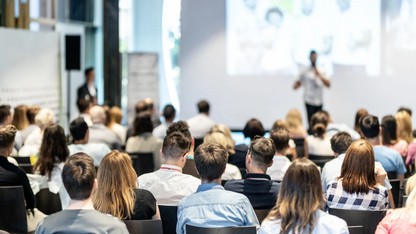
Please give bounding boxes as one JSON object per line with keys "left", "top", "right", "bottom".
{"left": 176, "top": 183, "right": 259, "bottom": 234}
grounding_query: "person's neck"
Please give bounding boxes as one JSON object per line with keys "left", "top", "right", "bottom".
{"left": 163, "top": 159, "right": 185, "bottom": 169}
{"left": 74, "top": 139, "right": 88, "bottom": 144}
{"left": 66, "top": 198, "right": 95, "bottom": 210}
{"left": 275, "top": 151, "right": 286, "bottom": 156}
{"left": 0, "top": 152, "right": 8, "bottom": 158}
{"left": 365, "top": 136, "right": 382, "bottom": 146}
{"left": 201, "top": 177, "right": 222, "bottom": 185}
{"left": 165, "top": 119, "right": 174, "bottom": 124}
{"left": 247, "top": 166, "right": 266, "bottom": 174}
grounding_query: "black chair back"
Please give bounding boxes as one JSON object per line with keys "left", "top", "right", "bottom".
{"left": 128, "top": 152, "right": 154, "bottom": 177}
{"left": 12, "top": 157, "right": 30, "bottom": 164}
{"left": 389, "top": 179, "right": 400, "bottom": 208}
{"left": 387, "top": 171, "right": 397, "bottom": 180}
{"left": 221, "top": 180, "right": 228, "bottom": 186}
{"left": 308, "top": 154, "right": 334, "bottom": 168}
{"left": 158, "top": 206, "right": 178, "bottom": 234}
{"left": 329, "top": 208, "right": 386, "bottom": 234}
{"left": 123, "top": 220, "right": 163, "bottom": 234}
{"left": 183, "top": 159, "right": 200, "bottom": 179}
{"left": 254, "top": 209, "right": 270, "bottom": 223}
{"left": 0, "top": 186, "right": 27, "bottom": 234}
{"left": 348, "top": 226, "right": 363, "bottom": 234}
{"left": 239, "top": 168, "right": 247, "bottom": 178}
{"left": 194, "top": 138, "right": 204, "bottom": 151}
{"left": 292, "top": 138, "right": 305, "bottom": 158}
{"left": 36, "top": 188, "right": 62, "bottom": 215}
{"left": 403, "top": 196, "right": 408, "bottom": 206}
{"left": 19, "top": 164, "right": 33, "bottom": 174}
{"left": 186, "top": 225, "right": 256, "bottom": 234}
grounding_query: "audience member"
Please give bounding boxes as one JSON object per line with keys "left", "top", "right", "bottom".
{"left": 12, "top": 105, "right": 29, "bottom": 131}
{"left": 126, "top": 100, "right": 150, "bottom": 140}
{"left": 88, "top": 106, "right": 121, "bottom": 150}
{"left": 187, "top": 100, "right": 215, "bottom": 139}
{"left": 176, "top": 142, "right": 259, "bottom": 234}
{"left": 103, "top": 106, "right": 125, "bottom": 145}
{"left": 225, "top": 136, "right": 280, "bottom": 209}
{"left": 77, "top": 67, "right": 97, "bottom": 105}
{"left": 354, "top": 108, "right": 369, "bottom": 134}
{"left": 0, "top": 105, "right": 23, "bottom": 150}
{"left": 68, "top": 118, "right": 111, "bottom": 167}
{"left": 144, "top": 97, "right": 161, "bottom": 127}
{"left": 398, "top": 107, "right": 412, "bottom": 117}
{"left": 153, "top": 104, "right": 176, "bottom": 139}
{"left": 260, "top": 158, "right": 348, "bottom": 234}
{"left": 305, "top": 111, "right": 333, "bottom": 156}
{"left": 395, "top": 111, "right": 414, "bottom": 144}
{"left": 138, "top": 130, "right": 200, "bottom": 206}
{"left": 77, "top": 98, "right": 93, "bottom": 127}
{"left": 243, "top": 118, "right": 266, "bottom": 141}
{"left": 126, "top": 112, "right": 163, "bottom": 171}
{"left": 94, "top": 151, "right": 160, "bottom": 220}
{"left": 109, "top": 106, "right": 127, "bottom": 145}
{"left": 271, "top": 120, "right": 297, "bottom": 159}
{"left": 267, "top": 129, "right": 292, "bottom": 181}
{"left": 324, "top": 110, "right": 361, "bottom": 140}
{"left": 166, "top": 121, "right": 196, "bottom": 157}
{"left": 382, "top": 115, "right": 409, "bottom": 157}
{"left": 285, "top": 109, "right": 308, "bottom": 139}
{"left": 211, "top": 124, "right": 246, "bottom": 168}
{"left": 20, "top": 106, "right": 40, "bottom": 143}
{"left": 35, "top": 153, "right": 129, "bottom": 234}
{"left": 326, "top": 140, "right": 390, "bottom": 210}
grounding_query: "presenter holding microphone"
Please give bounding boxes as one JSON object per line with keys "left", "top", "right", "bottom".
{"left": 293, "top": 50, "right": 330, "bottom": 133}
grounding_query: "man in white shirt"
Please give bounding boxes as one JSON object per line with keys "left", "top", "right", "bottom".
{"left": 267, "top": 129, "right": 292, "bottom": 181}
{"left": 138, "top": 126, "right": 200, "bottom": 206}
{"left": 293, "top": 51, "right": 330, "bottom": 132}
{"left": 187, "top": 100, "right": 215, "bottom": 139}
{"left": 153, "top": 104, "right": 176, "bottom": 139}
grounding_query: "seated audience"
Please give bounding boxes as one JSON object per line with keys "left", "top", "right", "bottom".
{"left": 77, "top": 98, "right": 93, "bottom": 127}
{"left": 285, "top": 109, "right": 307, "bottom": 139}
{"left": 326, "top": 140, "right": 389, "bottom": 210}
{"left": 12, "top": 105, "right": 29, "bottom": 131}
{"left": 94, "top": 151, "right": 160, "bottom": 220}
{"left": 260, "top": 158, "right": 348, "bottom": 234}
{"left": 211, "top": 124, "right": 243, "bottom": 167}
{"left": 126, "top": 100, "right": 149, "bottom": 140}
{"left": 35, "top": 153, "right": 129, "bottom": 234}
{"left": 176, "top": 142, "right": 259, "bottom": 234}
{"left": 88, "top": 106, "right": 121, "bottom": 150}
{"left": 354, "top": 108, "right": 369, "bottom": 134}
{"left": 20, "top": 106, "right": 40, "bottom": 143}
{"left": 109, "top": 106, "right": 127, "bottom": 145}
{"left": 267, "top": 129, "right": 292, "bottom": 181}
{"left": 103, "top": 106, "right": 126, "bottom": 145}
{"left": 382, "top": 115, "right": 409, "bottom": 157}
{"left": 126, "top": 112, "right": 163, "bottom": 171}
{"left": 324, "top": 110, "right": 361, "bottom": 140}
{"left": 153, "top": 104, "right": 176, "bottom": 139}
{"left": 186, "top": 100, "right": 215, "bottom": 139}
{"left": 138, "top": 129, "right": 200, "bottom": 206}
{"left": 0, "top": 105, "right": 23, "bottom": 150}
{"left": 144, "top": 97, "right": 161, "bottom": 128}
{"left": 68, "top": 118, "right": 111, "bottom": 167}
{"left": 225, "top": 136, "right": 280, "bottom": 209}
{"left": 271, "top": 120, "right": 297, "bottom": 159}
{"left": 395, "top": 111, "right": 414, "bottom": 144}
{"left": 305, "top": 111, "right": 333, "bottom": 156}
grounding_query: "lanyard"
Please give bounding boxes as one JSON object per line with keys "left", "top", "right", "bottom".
{"left": 160, "top": 167, "right": 182, "bottom": 173}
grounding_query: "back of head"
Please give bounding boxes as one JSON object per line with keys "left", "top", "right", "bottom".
{"left": 144, "top": 98, "right": 154, "bottom": 110}
{"left": 249, "top": 137, "right": 275, "bottom": 167}
{"left": 103, "top": 105, "right": 114, "bottom": 128}
{"left": 340, "top": 140, "right": 376, "bottom": 194}
{"left": 310, "top": 111, "right": 329, "bottom": 137}
{"left": 243, "top": 118, "right": 265, "bottom": 140}
{"left": 35, "top": 108, "right": 55, "bottom": 130}
{"left": 211, "top": 124, "right": 235, "bottom": 154}
{"left": 285, "top": 109, "right": 303, "bottom": 131}
{"left": 204, "top": 132, "right": 228, "bottom": 149}
{"left": 354, "top": 109, "right": 368, "bottom": 132}
{"left": 0, "top": 105, "right": 11, "bottom": 124}
{"left": 194, "top": 142, "right": 228, "bottom": 181}
{"left": 162, "top": 131, "right": 191, "bottom": 160}
{"left": 266, "top": 158, "right": 322, "bottom": 233}
{"left": 197, "top": 100, "right": 210, "bottom": 114}
{"left": 62, "top": 153, "right": 96, "bottom": 200}
{"left": 89, "top": 106, "right": 105, "bottom": 124}
{"left": 330, "top": 131, "right": 353, "bottom": 155}
{"left": 270, "top": 129, "right": 289, "bottom": 153}
{"left": 133, "top": 112, "right": 153, "bottom": 136}
{"left": 135, "top": 101, "right": 149, "bottom": 114}
{"left": 398, "top": 107, "right": 412, "bottom": 117}
{"left": 77, "top": 98, "right": 92, "bottom": 114}
{"left": 0, "top": 125, "right": 17, "bottom": 150}
{"left": 163, "top": 104, "right": 176, "bottom": 121}
{"left": 381, "top": 115, "right": 397, "bottom": 145}
{"left": 85, "top": 67, "right": 94, "bottom": 78}
{"left": 110, "top": 106, "right": 123, "bottom": 124}
{"left": 27, "top": 106, "right": 41, "bottom": 125}
{"left": 12, "top": 105, "right": 29, "bottom": 130}
{"left": 166, "top": 121, "right": 192, "bottom": 141}
{"left": 271, "top": 120, "right": 288, "bottom": 131}
{"left": 94, "top": 150, "right": 137, "bottom": 219}
{"left": 70, "top": 117, "right": 89, "bottom": 141}
{"left": 395, "top": 111, "right": 413, "bottom": 144}
{"left": 360, "top": 115, "right": 379, "bottom": 138}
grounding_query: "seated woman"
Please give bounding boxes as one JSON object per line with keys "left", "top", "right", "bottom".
{"left": 285, "top": 109, "right": 307, "bottom": 139}
{"left": 211, "top": 124, "right": 242, "bottom": 167}
{"left": 94, "top": 150, "right": 160, "bottom": 220}
{"left": 354, "top": 109, "right": 368, "bottom": 135}
{"left": 271, "top": 120, "right": 297, "bottom": 160}
{"left": 305, "top": 111, "right": 333, "bottom": 157}
{"left": 12, "top": 105, "right": 29, "bottom": 131}
{"left": 382, "top": 115, "right": 409, "bottom": 157}
{"left": 260, "top": 158, "right": 348, "bottom": 234}
{"left": 326, "top": 140, "right": 389, "bottom": 210}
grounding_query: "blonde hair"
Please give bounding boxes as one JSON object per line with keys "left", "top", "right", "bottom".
{"left": 395, "top": 111, "right": 414, "bottom": 144}
{"left": 204, "top": 132, "right": 228, "bottom": 149}
{"left": 35, "top": 109, "right": 55, "bottom": 130}
{"left": 211, "top": 124, "right": 235, "bottom": 154}
{"left": 12, "top": 105, "right": 29, "bottom": 130}
{"left": 272, "top": 120, "right": 288, "bottom": 130}
{"left": 286, "top": 109, "right": 303, "bottom": 132}
{"left": 388, "top": 174, "right": 416, "bottom": 225}
{"left": 110, "top": 106, "right": 123, "bottom": 124}
{"left": 93, "top": 151, "right": 137, "bottom": 219}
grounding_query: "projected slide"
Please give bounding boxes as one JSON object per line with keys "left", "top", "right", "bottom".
{"left": 226, "top": 0, "right": 381, "bottom": 76}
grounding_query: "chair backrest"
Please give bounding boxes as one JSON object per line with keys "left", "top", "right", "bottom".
{"left": 387, "top": 171, "right": 397, "bottom": 180}
{"left": 19, "top": 164, "right": 33, "bottom": 174}
{"left": 329, "top": 208, "right": 386, "bottom": 234}
{"left": 292, "top": 138, "right": 305, "bottom": 158}
{"left": 123, "top": 220, "right": 163, "bottom": 234}
{"left": 158, "top": 206, "right": 178, "bottom": 234}
{"left": 183, "top": 159, "right": 200, "bottom": 179}
{"left": 0, "top": 186, "right": 28, "bottom": 234}
{"left": 348, "top": 226, "right": 363, "bottom": 234}
{"left": 36, "top": 188, "right": 62, "bottom": 215}
{"left": 239, "top": 168, "right": 247, "bottom": 178}
{"left": 403, "top": 196, "right": 408, "bottom": 206}
{"left": 186, "top": 225, "right": 256, "bottom": 234}
{"left": 12, "top": 157, "right": 30, "bottom": 164}
{"left": 308, "top": 155, "right": 334, "bottom": 168}
{"left": 389, "top": 179, "right": 401, "bottom": 208}
{"left": 194, "top": 138, "right": 204, "bottom": 151}
{"left": 128, "top": 152, "right": 154, "bottom": 177}
{"left": 254, "top": 209, "right": 270, "bottom": 223}
{"left": 221, "top": 180, "right": 228, "bottom": 186}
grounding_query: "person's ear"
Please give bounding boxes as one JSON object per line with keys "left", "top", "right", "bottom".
{"left": 194, "top": 165, "right": 200, "bottom": 175}
{"left": 160, "top": 149, "right": 165, "bottom": 160}
{"left": 182, "top": 153, "right": 189, "bottom": 162}
{"left": 333, "top": 152, "right": 339, "bottom": 158}
{"left": 268, "top": 160, "right": 274, "bottom": 168}
{"left": 93, "top": 178, "right": 98, "bottom": 189}
{"left": 192, "top": 138, "right": 195, "bottom": 146}
{"left": 360, "top": 131, "right": 364, "bottom": 138}
{"left": 246, "top": 154, "right": 252, "bottom": 164}
{"left": 379, "top": 126, "right": 382, "bottom": 135}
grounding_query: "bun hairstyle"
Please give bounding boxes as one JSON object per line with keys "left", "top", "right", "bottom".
{"left": 310, "top": 111, "right": 329, "bottom": 137}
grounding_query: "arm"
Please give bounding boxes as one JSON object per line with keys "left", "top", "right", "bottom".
{"left": 152, "top": 203, "right": 161, "bottom": 220}
{"left": 398, "top": 174, "right": 404, "bottom": 187}
{"left": 19, "top": 169, "right": 36, "bottom": 209}
{"left": 290, "top": 148, "right": 297, "bottom": 160}
{"left": 315, "top": 69, "right": 331, "bottom": 87}
{"left": 388, "top": 190, "right": 395, "bottom": 209}
{"left": 293, "top": 80, "right": 301, "bottom": 90}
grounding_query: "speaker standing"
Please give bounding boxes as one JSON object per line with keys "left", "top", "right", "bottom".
{"left": 77, "top": 67, "right": 98, "bottom": 105}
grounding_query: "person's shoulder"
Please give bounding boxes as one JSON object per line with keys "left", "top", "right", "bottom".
{"left": 224, "top": 179, "right": 244, "bottom": 191}
{"left": 134, "top": 188, "right": 156, "bottom": 200}
{"left": 259, "top": 218, "right": 281, "bottom": 233}
{"left": 316, "top": 210, "right": 348, "bottom": 231}
{"left": 89, "top": 143, "right": 111, "bottom": 151}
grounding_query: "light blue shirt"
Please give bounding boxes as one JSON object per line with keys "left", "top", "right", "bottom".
{"left": 176, "top": 183, "right": 259, "bottom": 234}
{"left": 373, "top": 146, "right": 407, "bottom": 175}
{"left": 68, "top": 143, "right": 111, "bottom": 166}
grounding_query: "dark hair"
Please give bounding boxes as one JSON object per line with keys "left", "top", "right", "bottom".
{"left": 85, "top": 67, "right": 94, "bottom": 77}
{"left": 398, "top": 107, "right": 412, "bottom": 117}
{"left": 265, "top": 7, "right": 283, "bottom": 21}
{"left": 133, "top": 112, "right": 153, "bottom": 136}
{"left": 77, "top": 98, "right": 91, "bottom": 113}
{"left": 34, "top": 124, "right": 69, "bottom": 178}
{"left": 70, "top": 117, "right": 89, "bottom": 141}
{"left": 0, "top": 105, "right": 11, "bottom": 124}
{"left": 381, "top": 115, "right": 398, "bottom": 145}
{"left": 360, "top": 115, "right": 379, "bottom": 138}
{"left": 330, "top": 131, "right": 353, "bottom": 155}
{"left": 0, "top": 125, "right": 17, "bottom": 149}
{"left": 310, "top": 50, "right": 317, "bottom": 56}
{"left": 166, "top": 121, "right": 192, "bottom": 141}
{"left": 163, "top": 104, "right": 176, "bottom": 121}
{"left": 249, "top": 137, "right": 276, "bottom": 167}
{"left": 194, "top": 142, "right": 228, "bottom": 181}
{"left": 270, "top": 129, "right": 290, "bottom": 152}
{"left": 243, "top": 118, "right": 265, "bottom": 140}
{"left": 135, "top": 101, "right": 149, "bottom": 114}
{"left": 27, "top": 106, "right": 40, "bottom": 124}
{"left": 162, "top": 131, "right": 191, "bottom": 160}
{"left": 62, "top": 153, "right": 96, "bottom": 200}
{"left": 310, "top": 111, "right": 329, "bottom": 137}
{"left": 197, "top": 100, "right": 210, "bottom": 113}
{"left": 354, "top": 109, "right": 368, "bottom": 133}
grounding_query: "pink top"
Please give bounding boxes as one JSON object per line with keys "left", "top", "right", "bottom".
{"left": 387, "top": 140, "right": 409, "bottom": 157}
{"left": 406, "top": 142, "right": 416, "bottom": 165}
{"left": 375, "top": 209, "right": 416, "bottom": 234}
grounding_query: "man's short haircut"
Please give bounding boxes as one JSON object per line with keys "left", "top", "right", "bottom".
{"left": 62, "top": 153, "right": 96, "bottom": 200}
{"left": 243, "top": 118, "right": 265, "bottom": 140}
{"left": 398, "top": 107, "right": 412, "bottom": 117}
{"left": 194, "top": 142, "right": 228, "bottom": 181}
{"left": 27, "top": 106, "right": 40, "bottom": 124}
{"left": 85, "top": 67, "right": 94, "bottom": 77}
{"left": 265, "top": 7, "right": 283, "bottom": 21}
{"left": 360, "top": 115, "right": 380, "bottom": 138}
{"left": 77, "top": 98, "right": 91, "bottom": 113}
{"left": 0, "top": 125, "right": 17, "bottom": 150}
{"left": 270, "top": 129, "right": 290, "bottom": 152}
{"left": 0, "top": 105, "right": 11, "bottom": 124}
{"left": 166, "top": 121, "right": 192, "bottom": 141}
{"left": 330, "top": 131, "right": 353, "bottom": 155}
{"left": 70, "top": 117, "right": 89, "bottom": 141}
{"left": 163, "top": 104, "right": 176, "bottom": 120}
{"left": 249, "top": 137, "right": 276, "bottom": 167}
{"left": 162, "top": 131, "right": 191, "bottom": 160}
{"left": 197, "top": 100, "right": 210, "bottom": 113}
{"left": 133, "top": 112, "right": 153, "bottom": 136}
{"left": 310, "top": 50, "right": 317, "bottom": 56}
{"left": 135, "top": 101, "right": 149, "bottom": 114}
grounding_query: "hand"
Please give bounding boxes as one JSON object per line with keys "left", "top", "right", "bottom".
{"left": 293, "top": 80, "right": 301, "bottom": 90}
{"left": 375, "top": 167, "right": 387, "bottom": 185}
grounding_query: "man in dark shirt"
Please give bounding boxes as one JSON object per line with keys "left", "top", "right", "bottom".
{"left": 224, "top": 137, "right": 280, "bottom": 209}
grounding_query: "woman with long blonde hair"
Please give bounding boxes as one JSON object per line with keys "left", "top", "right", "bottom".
{"left": 94, "top": 151, "right": 160, "bottom": 220}
{"left": 259, "top": 158, "right": 348, "bottom": 234}
{"left": 285, "top": 109, "right": 307, "bottom": 139}
{"left": 395, "top": 111, "right": 414, "bottom": 144}
{"left": 12, "top": 105, "right": 29, "bottom": 130}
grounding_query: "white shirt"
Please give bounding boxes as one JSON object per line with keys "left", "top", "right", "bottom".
{"left": 222, "top": 163, "right": 242, "bottom": 180}
{"left": 68, "top": 143, "right": 111, "bottom": 167}
{"left": 299, "top": 66, "right": 329, "bottom": 106}
{"left": 267, "top": 155, "right": 291, "bottom": 181}
{"left": 152, "top": 122, "right": 173, "bottom": 139}
{"left": 187, "top": 114, "right": 215, "bottom": 139}
{"left": 138, "top": 164, "right": 201, "bottom": 206}
{"left": 126, "top": 133, "right": 163, "bottom": 171}
{"left": 87, "top": 84, "right": 96, "bottom": 97}
{"left": 306, "top": 135, "right": 333, "bottom": 155}
{"left": 111, "top": 123, "right": 127, "bottom": 145}
{"left": 79, "top": 114, "right": 93, "bottom": 127}
{"left": 19, "top": 128, "right": 43, "bottom": 156}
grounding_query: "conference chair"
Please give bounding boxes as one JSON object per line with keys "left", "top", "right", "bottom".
{"left": 12, "top": 157, "right": 30, "bottom": 164}
{"left": 389, "top": 179, "right": 401, "bottom": 208}
{"left": 292, "top": 138, "right": 305, "bottom": 158}
{"left": 194, "top": 139, "right": 204, "bottom": 151}
{"left": 183, "top": 159, "right": 200, "bottom": 179}
{"left": 158, "top": 206, "right": 178, "bottom": 234}
{"left": 123, "top": 220, "right": 163, "bottom": 234}
{"left": 36, "top": 188, "right": 62, "bottom": 215}
{"left": 128, "top": 152, "right": 154, "bottom": 177}
{"left": 221, "top": 180, "right": 228, "bottom": 186}
{"left": 348, "top": 226, "right": 363, "bottom": 234}
{"left": 308, "top": 154, "right": 334, "bottom": 168}
{"left": 328, "top": 208, "right": 386, "bottom": 234}
{"left": 186, "top": 225, "right": 256, "bottom": 234}
{"left": 0, "top": 186, "right": 27, "bottom": 234}
{"left": 254, "top": 209, "right": 270, "bottom": 223}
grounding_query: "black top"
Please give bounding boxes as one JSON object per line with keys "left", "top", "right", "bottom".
{"left": 77, "top": 83, "right": 97, "bottom": 101}
{"left": 0, "top": 156, "right": 36, "bottom": 209}
{"left": 125, "top": 189, "right": 157, "bottom": 220}
{"left": 228, "top": 144, "right": 249, "bottom": 169}
{"left": 224, "top": 173, "right": 280, "bottom": 209}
